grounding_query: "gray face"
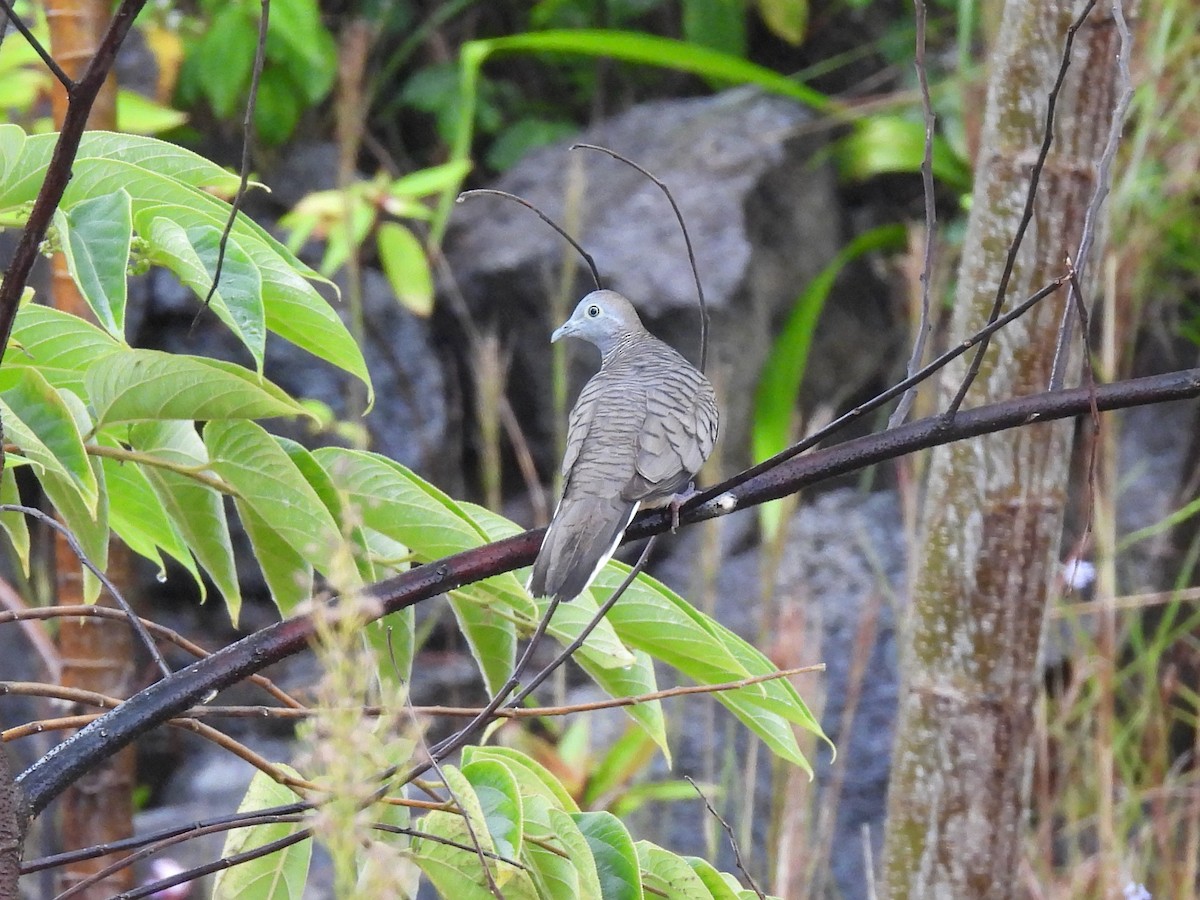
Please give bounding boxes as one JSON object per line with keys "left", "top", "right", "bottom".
{"left": 551, "top": 290, "right": 645, "bottom": 354}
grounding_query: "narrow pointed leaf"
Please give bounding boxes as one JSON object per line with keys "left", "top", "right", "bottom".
{"left": 595, "top": 563, "right": 820, "bottom": 772}
{"left": 204, "top": 420, "right": 352, "bottom": 588}
{"left": 7, "top": 304, "right": 122, "bottom": 393}
{"left": 98, "top": 431, "right": 200, "bottom": 588}
{"left": 377, "top": 221, "right": 434, "bottom": 316}
{"left": 0, "top": 466, "right": 30, "bottom": 576}
{"left": 146, "top": 218, "right": 266, "bottom": 369}
{"left": 448, "top": 593, "right": 515, "bottom": 696}
{"left": 0, "top": 369, "right": 98, "bottom": 513}
{"left": 55, "top": 189, "right": 133, "bottom": 336}
{"left": 130, "top": 421, "right": 239, "bottom": 619}
{"left": 134, "top": 202, "right": 371, "bottom": 401}
{"left": 239, "top": 503, "right": 314, "bottom": 616}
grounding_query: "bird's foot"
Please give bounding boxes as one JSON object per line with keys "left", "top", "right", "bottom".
{"left": 668, "top": 482, "right": 700, "bottom": 532}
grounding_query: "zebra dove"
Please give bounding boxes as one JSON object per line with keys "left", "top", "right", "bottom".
{"left": 528, "top": 290, "right": 719, "bottom": 602}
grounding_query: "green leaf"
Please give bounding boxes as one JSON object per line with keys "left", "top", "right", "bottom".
{"left": 572, "top": 811, "right": 643, "bottom": 900}
{"left": 195, "top": 5, "right": 256, "bottom": 118}
{"left": 146, "top": 218, "right": 266, "bottom": 369}
{"left": 98, "top": 431, "right": 200, "bottom": 588}
{"left": 115, "top": 89, "right": 189, "bottom": 135}
{"left": 212, "top": 765, "right": 311, "bottom": 899}
{"left": 462, "top": 747, "right": 579, "bottom": 814}
{"left": 130, "top": 420, "right": 240, "bottom": 619}
{"left": 254, "top": 66, "right": 305, "bottom": 145}
{"left": 754, "top": 0, "right": 808, "bottom": 44}
{"left": 0, "top": 368, "right": 98, "bottom": 513}
{"left": 2, "top": 130, "right": 240, "bottom": 205}
{"left": 0, "top": 466, "right": 31, "bottom": 576}
{"left": 376, "top": 222, "right": 434, "bottom": 316}
{"left": 573, "top": 648, "right": 668, "bottom": 762}
{"left": 3, "top": 127, "right": 365, "bottom": 395}
{"left": 415, "top": 765, "right": 537, "bottom": 897}
{"left": 134, "top": 201, "right": 371, "bottom": 400}
{"left": 595, "top": 563, "right": 822, "bottom": 771}
{"left": 485, "top": 118, "right": 578, "bottom": 171}
{"left": 86, "top": 350, "right": 304, "bottom": 426}
{"left": 0, "top": 123, "right": 26, "bottom": 187}
{"left": 311, "top": 449, "right": 531, "bottom": 608}
{"left": 468, "top": 31, "right": 827, "bottom": 109}
{"left": 55, "top": 190, "right": 132, "bottom": 337}
{"left": 636, "top": 841, "right": 711, "bottom": 898}
{"left": 583, "top": 727, "right": 659, "bottom": 810}
{"left": 389, "top": 160, "right": 473, "bottom": 199}
{"left": 33, "top": 391, "right": 108, "bottom": 603}
{"left": 752, "top": 223, "right": 906, "bottom": 537}
{"left": 267, "top": 0, "right": 337, "bottom": 103}
{"left": 522, "top": 798, "right": 603, "bottom": 900}
{"left": 241, "top": 503, "right": 314, "bottom": 616}
{"left": 8, "top": 304, "right": 122, "bottom": 394}
{"left": 546, "top": 808, "right": 604, "bottom": 899}
{"left": 463, "top": 759, "right": 524, "bottom": 860}
{"left": 448, "top": 592, "right": 516, "bottom": 696}
{"left": 685, "top": 858, "right": 753, "bottom": 900}
{"left": 835, "top": 116, "right": 973, "bottom": 194}
{"left": 683, "top": 0, "right": 747, "bottom": 57}
{"left": 204, "top": 420, "right": 353, "bottom": 588}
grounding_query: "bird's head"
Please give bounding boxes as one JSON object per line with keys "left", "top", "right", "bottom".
{"left": 551, "top": 290, "right": 646, "bottom": 355}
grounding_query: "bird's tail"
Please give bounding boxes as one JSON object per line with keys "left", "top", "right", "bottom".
{"left": 527, "top": 496, "right": 640, "bottom": 602}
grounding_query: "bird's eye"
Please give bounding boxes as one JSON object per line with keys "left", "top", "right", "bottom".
{"left": 586, "top": 304, "right": 601, "bottom": 318}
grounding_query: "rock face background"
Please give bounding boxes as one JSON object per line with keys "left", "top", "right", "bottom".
{"left": 443, "top": 88, "right": 894, "bottom": 472}
{"left": 2, "top": 83, "right": 1197, "bottom": 900}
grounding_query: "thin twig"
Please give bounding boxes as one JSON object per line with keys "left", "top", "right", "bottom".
{"left": 0, "top": 576, "right": 60, "bottom": 680}
{"left": 457, "top": 189, "right": 602, "bottom": 290}
{"left": 51, "top": 813, "right": 306, "bottom": 900}
{"left": 888, "top": 0, "right": 937, "bottom": 428}
{"left": 689, "top": 274, "right": 1070, "bottom": 509}
{"left": 1049, "top": 0, "right": 1134, "bottom": 390}
{"left": 192, "top": 0, "right": 270, "bottom": 331}
{"left": 571, "top": 143, "right": 710, "bottom": 372}
{"left": 685, "top": 775, "right": 765, "bottom": 899}
{"left": 0, "top": 0, "right": 72, "bottom": 89}
{"left": 141, "top": 665, "right": 822, "bottom": 720}
{"left": 0, "top": 605, "right": 303, "bottom": 708}
{"left": 944, "top": 0, "right": 1099, "bottom": 418}
{"left": 118, "top": 829, "right": 311, "bottom": 900}
{"left": 0, "top": 504, "right": 169, "bottom": 678}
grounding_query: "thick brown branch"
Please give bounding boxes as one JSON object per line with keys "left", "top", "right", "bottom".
{"left": 0, "top": 0, "right": 147, "bottom": 360}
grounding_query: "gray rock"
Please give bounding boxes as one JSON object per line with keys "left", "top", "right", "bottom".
{"left": 444, "top": 88, "right": 889, "bottom": 472}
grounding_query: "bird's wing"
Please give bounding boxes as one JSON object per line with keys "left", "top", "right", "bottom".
{"left": 632, "top": 371, "right": 719, "bottom": 490}
{"left": 560, "top": 375, "right": 603, "bottom": 479}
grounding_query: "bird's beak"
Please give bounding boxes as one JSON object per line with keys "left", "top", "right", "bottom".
{"left": 551, "top": 319, "right": 575, "bottom": 343}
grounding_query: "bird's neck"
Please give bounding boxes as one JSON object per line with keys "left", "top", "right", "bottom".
{"left": 599, "top": 331, "right": 643, "bottom": 367}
